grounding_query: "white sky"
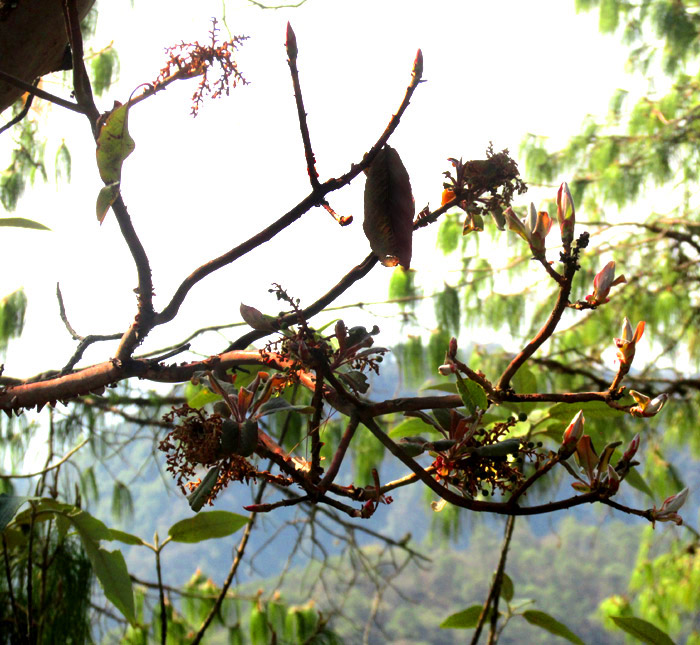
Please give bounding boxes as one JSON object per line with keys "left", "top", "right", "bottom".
{"left": 1, "top": 0, "right": 642, "bottom": 377}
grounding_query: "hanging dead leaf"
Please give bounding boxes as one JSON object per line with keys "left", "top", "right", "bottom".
{"left": 363, "top": 145, "right": 414, "bottom": 269}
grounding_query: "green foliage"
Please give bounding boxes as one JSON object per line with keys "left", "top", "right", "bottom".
{"left": 388, "top": 266, "right": 417, "bottom": 307}
{"left": 91, "top": 47, "right": 120, "bottom": 96}
{"left": 437, "top": 213, "right": 462, "bottom": 254}
{"left": 168, "top": 510, "right": 250, "bottom": 543}
{"left": 55, "top": 140, "right": 72, "bottom": 184}
{"left": 1, "top": 118, "right": 46, "bottom": 211}
{"left": 0, "top": 289, "right": 27, "bottom": 354}
{"left": 435, "top": 283, "right": 460, "bottom": 334}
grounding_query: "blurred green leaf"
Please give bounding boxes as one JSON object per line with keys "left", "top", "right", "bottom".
{"left": 611, "top": 616, "right": 675, "bottom": 645}
{"left": 168, "top": 510, "right": 249, "bottom": 543}
{"left": 522, "top": 610, "right": 584, "bottom": 644}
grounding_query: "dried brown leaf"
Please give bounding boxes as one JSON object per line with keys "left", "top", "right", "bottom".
{"left": 363, "top": 145, "right": 414, "bottom": 268}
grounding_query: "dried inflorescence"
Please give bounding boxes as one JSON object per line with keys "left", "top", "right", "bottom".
{"left": 442, "top": 144, "right": 528, "bottom": 234}
{"left": 154, "top": 18, "right": 249, "bottom": 116}
{"left": 160, "top": 404, "right": 253, "bottom": 493}
{"left": 432, "top": 415, "right": 545, "bottom": 499}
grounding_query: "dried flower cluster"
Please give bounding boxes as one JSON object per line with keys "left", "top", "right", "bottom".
{"left": 154, "top": 18, "right": 249, "bottom": 116}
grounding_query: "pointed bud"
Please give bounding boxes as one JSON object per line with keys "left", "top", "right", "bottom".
{"left": 606, "top": 464, "right": 620, "bottom": 495}
{"left": 586, "top": 261, "right": 627, "bottom": 306}
{"left": 562, "top": 411, "right": 585, "bottom": 448}
{"left": 629, "top": 391, "right": 668, "bottom": 418}
{"left": 285, "top": 23, "right": 298, "bottom": 61}
{"left": 622, "top": 434, "right": 640, "bottom": 462}
{"left": 614, "top": 318, "right": 645, "bottom": 366}
{"left": 651, "top": 487, "right": 689, "bottom": 526}
{"left": 556, "top": 182, "right": 576, "bottom": 248}
{"left": 449, "top": 337, "right": 458, "bottom": 359}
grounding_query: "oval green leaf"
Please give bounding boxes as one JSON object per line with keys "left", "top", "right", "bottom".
{"left": 389, "top": 417, "right": 440, "bottom": 439}
{"left": 522, "top": 610, "right": 584, "bottom": 644}
{"left": 168, "top": 510, "right": 249, "bottom": 543}
{"left": 611, "top": 616, "right": 675, "bottom": 645}
{"left": 440, "top": 604, "right": 487, "bottom": 629}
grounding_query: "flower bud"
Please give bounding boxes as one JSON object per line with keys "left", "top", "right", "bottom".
{"left": 650, "top": 487, "right": 689, "bottom": 526}
{"left": 561, "top": 411, "right": 585, "bottom": 449}
{"left": 586, "top": 261, "right": 627, "bottom": 306}
{"left": 556, "top": 182, "right": 576, "bottom": 248}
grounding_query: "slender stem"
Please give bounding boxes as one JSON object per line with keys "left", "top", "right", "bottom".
{"left": 471, "top": 515, "right": 516, "bottom": 645}
{"left": 497, "top": 250, "right": 579, "bottom": 391}
{"left": 61, "top": 0, "right": 100, "bottom": 128}
{"left": 309, "top": 374, "right": 325, "bottom": 481}
{"left": 2, "top": 533, "right": 24, "bottom": 644}
{"left": 0, "top": 439, "right": 89, "bottom": 480}
{"left": 0, "top": 69, "right": 86, "bottom": 115}
{"left": 319, "top": 414, "right": 360, "bottom": 490}
{"left": 0, "top": 79, "right": 37, "bottom": 135}
{"left": 286, "top": 23, "right": 320, "bottom": 189}
{"left": 26, "top": 507, "right": 35, "bottom": 644}
{"left": 154, "top": 540, "right": 167, "bottom": 645}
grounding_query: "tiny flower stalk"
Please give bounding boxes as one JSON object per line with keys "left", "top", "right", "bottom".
{"left": 629, "top": 390, "right": 668, "bottom": 418}
{"left": 556, "top": 182, "right": 576, "bottom": 250}
{"left": 504, "top": 203, "right": 554, "bottom": 258}
{"left": 585, "top": 261, "right": 627, "bottom": 306}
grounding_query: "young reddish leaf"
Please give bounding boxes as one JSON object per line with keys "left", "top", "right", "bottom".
{"left": 363, "top": 145, "right": 414, "bottom": 268}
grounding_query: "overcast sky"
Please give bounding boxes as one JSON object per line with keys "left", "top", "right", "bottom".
{"left": 0, "top": 0, "right": 642, "bottom": 377}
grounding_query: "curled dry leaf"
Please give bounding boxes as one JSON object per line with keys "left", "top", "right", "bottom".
{"left": 363, "top": 145, "right": 414, "bottom": 268}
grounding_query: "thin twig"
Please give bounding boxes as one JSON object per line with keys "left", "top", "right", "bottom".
{"left": 0, "top": 69, "right": 85, "bottom": 115}
{"left": 0, "top": 438, "right": 89, "bottom": 479}
{"left": 0, "top": 79, "right": 37, "bottom": 135}
{"left": 286, "top": 23, "right": 320, "bottom": 190}
{"left": 471, "top": 515, "right": 516, "bottom": 645}
{"left": 61, "top": 0, "right": 100, "bottom": 128}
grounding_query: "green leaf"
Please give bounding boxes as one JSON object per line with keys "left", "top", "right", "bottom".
{"left": 388, "top": 266, "right": 416, "bottom": 304}
{"left": 187, "top": 386, "right": 221, "bottom": 409}
{"left": 501, "top": 572, "right": 514, "bottom": 602}
{"left": 623, "top": 467, "right": 655, "bottom": 500}
{"left": 255, "top": 398, "right": 314, "bottom": 418}
{"left": 96, "top": 103, "right": 135, "bottom": 185}
{"left": 95, "top": 102, "right": 135, "bottom": 222}
{"left": 420, "top": 381, "right": 458, "bottom": 394}
{"left": 168, "top": 510, "right": 249, "bottom": 543}
{"left": 548, "top": 400, "right": 625, "bottom": 420}
{"left": 187, "top": 466, "right": 221, "bottom": 513}
{"left": 455, "top": 373, "right": 488, "bottom": 414}
{"left": 0, "top": 217, "right": 50, "bottom": 230}
{"left": 611, "top": 616, "right": 675, "bottom": 645}
{"left": 0, "top": 494, "right": 33, "bottom": 531}
{"left": 389, "top": 417, "right": 440, "bottom": 439}
{"left": 440, "top": 604, "right": 486, "bottom": 629}
{"left": 85, "top": 543, "right": 136, "bottom": 625}
{"left": 250, "top": 604, "right": 270, "bottom": 645}
{"left": 108, "top": 529, "right": 145, "bottom": 546}
{"left": 363, "top": 145, "right": 414, "bottom": 269}
{"left": 522, "top": 610, "right": 584, "bottom": 644}
{"left": 96, "top": 183, "right": 120, "bottom": 224}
